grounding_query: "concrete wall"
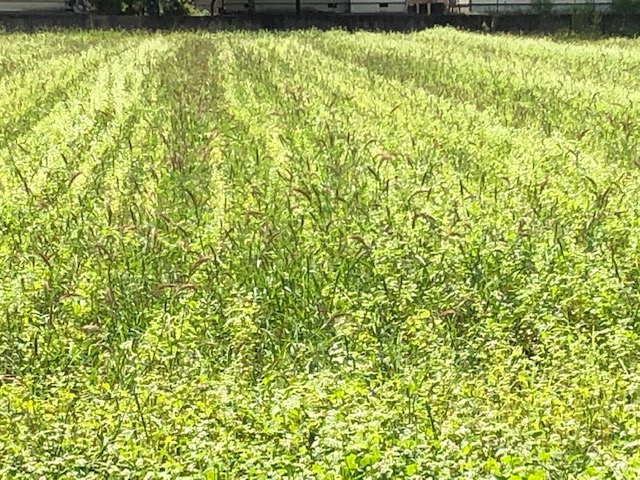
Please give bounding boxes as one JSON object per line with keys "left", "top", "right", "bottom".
{"left": 0, "top": 12, "right": 638, "bottom": 34}
{"left": 0, "top": 0, "right": 67, "bottom": 12}
{"left": 468, "top": 0, "right": 611, "bottom": 13}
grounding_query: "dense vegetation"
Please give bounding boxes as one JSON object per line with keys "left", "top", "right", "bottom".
{"left": 1, "top": 29, "right": 640, "bottom": 478}
{"left": 90, "top": 0, "right": 200, "bottom": 18}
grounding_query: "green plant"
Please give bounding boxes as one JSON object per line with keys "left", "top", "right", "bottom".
{"left": 611, "top": 0, "right": 640, "bottom": 13}
{"left": 531, "top": 0, "right": 553, "bottom": 14}
{"left": 1, "top": 29, "right": 640, "bottom": 479}
{"left": 93, "top": 0, "right": 196, "bottom": 15}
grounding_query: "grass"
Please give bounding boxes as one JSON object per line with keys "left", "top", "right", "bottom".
{"left": 0, "top": 28, "right": 640, "bottom": 479}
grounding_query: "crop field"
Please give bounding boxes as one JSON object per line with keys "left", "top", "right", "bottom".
{"left": 1, "top": 28, "right": 640, "bottom": 478}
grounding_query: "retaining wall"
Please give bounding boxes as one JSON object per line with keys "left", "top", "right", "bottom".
{"left": 0, "top": 11, "right": 638, "bottom": 34}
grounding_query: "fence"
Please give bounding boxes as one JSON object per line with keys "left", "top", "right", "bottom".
{"left": 0, "top": 12, "right": 638, "bottom": 33}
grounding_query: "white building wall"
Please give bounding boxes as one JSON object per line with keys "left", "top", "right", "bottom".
{"left": 300, "top": 0, "right": 349, "bottom": 13}
{"left": 255, "top": 0, "right": 296, "bottom": 12}
{"left": 223, "top": 0, "right": 393, "bottom": 12}
{"left": 222, "top": 0, "right": 350, "bottom": 12}
{"left": 0, "top": 0, "right": 67, "bottom": 11}
{"left": 350, "top": 0, "right": 405, "bottom": 13}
